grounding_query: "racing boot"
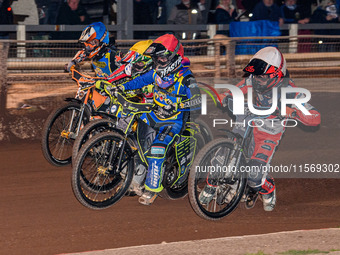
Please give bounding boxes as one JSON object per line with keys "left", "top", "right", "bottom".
{"left": 199, "top": 185, "right": 216, "bottom": 205}
{"left": 138, "top": 190, "right": 158, "bottom": 205}
{"left": 262, "top": 189, "right": 276, "bottom": 212}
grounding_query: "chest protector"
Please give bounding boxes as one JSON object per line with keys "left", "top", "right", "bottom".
{"left": 92, "top": 49, "right": 117, "bottom": 78}
{"left": 152, "top": 69, "right": 190, "bottom": 120}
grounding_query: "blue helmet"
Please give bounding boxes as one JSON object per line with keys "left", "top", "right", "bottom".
{"left": 78, "top": 22, "right": 109, "bottom": 58}
{"left": 79, "top": 22, "right": 109, "bottom": 45}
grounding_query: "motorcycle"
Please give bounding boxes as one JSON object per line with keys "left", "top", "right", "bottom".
{"left": 71, "top": 115, "right": 212, "bottom": 164}
{"left": 188, "top": 99, "right": 297, "bottom": 220}
{"left": 41, "top": 68, "right": 105, "bottom": 167}
{"left": 71, "top": 89, "right": 206, "bottom": 209}
{"left": 41, "top": 67, "right": 144, "bottom": 167}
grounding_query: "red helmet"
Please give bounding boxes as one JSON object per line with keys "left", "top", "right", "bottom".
{"left": 144, "top": 34, "right": 184, "bottom": 78}
{"left": 243, "top": 47, "right": 287, "bottom": 93}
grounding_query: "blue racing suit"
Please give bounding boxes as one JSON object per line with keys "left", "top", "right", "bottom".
{"left": 122, "top": 61, "right": 201, "bottom": 192}
{"left": 71, "top": 43, "right": 119, "bottom": 78}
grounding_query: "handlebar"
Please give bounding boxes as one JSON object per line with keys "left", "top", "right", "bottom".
{"left": 114, "top": 92, "right": 153, "bottom": 115}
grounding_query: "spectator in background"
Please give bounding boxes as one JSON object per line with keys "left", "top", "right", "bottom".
{"left": 325, "top": 0, "right": 338, "bottom": 20}
{"left": 56, "top": 0, "right": 90, "bottom": 25}
{"left": 311, "top": 0, "right": 340, "bottom": 51}
{"left": 53, "top": 0, "right": 90, "bottom": 40}
{"left": 214, "top": 0, "right": 237, "bottom": 24}
{"left": 35, "top": 0, "right": 49, "bottom": 24}
{"left": 156, "top": 0, "right": 167, "bottom": 24}
{"left": 168, "top": 0, "right": 203, "bottom": 26}
{"left": 196, "top": 0, "right": 209, "bottom": 23}
{"left": 0, "top": 0, "right": 14, "bottom": 39}
{"left": 281, "top": 0, "right": 310, "bottom": 24}
{"left": 167, "top": 0, "right": 203, "bottom": 39}
{"left": 311, "top": 0, "right": 339, "bottom": 23}
{"left": 251, "top": 0, "right": 284, "bottom": 25}
{"left": 35, "top": 0, "right": 64, "bottom": 25}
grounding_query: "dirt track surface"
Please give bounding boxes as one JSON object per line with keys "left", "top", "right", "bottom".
{"left": 69, "top": 228, "right": 340, "bottom": 255}
{"left": 0, "top": 93, "right": 340, "bottom": 255}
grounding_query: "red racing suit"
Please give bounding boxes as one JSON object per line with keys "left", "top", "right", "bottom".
{"left": 220, "top": 76, "right": 321, "bottom": 194}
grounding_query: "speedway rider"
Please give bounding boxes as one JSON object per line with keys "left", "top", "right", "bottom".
{"left": 200, "top": 47, "right": 321, "bottom": 211}
{"left": 66, "top": 21, "right": 154, "bottom": 83}
{"left": 66, "top": 22, "right": 155, "bottom": 110}
{"left": 100, "top": 40, "right": 155, "bottom": 104}
{"left": 66, "top": 22, "right": 119, "bottom": 77}
{"left": 99, "top": 34, "right": 201, "bottom": 205}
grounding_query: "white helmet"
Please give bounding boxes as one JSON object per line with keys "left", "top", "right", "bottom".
{"left": 243, "top": 47, "right": 287, "bottom": 93}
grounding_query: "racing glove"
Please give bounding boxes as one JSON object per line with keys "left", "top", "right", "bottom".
{"left": 96, "top": 80, "right": 123, "bottom": 99}
{"left": 164, "top": 102, "right": 178, "bottom": 113}
{"left": 95, "top": 80, "right": 112, "bottom": 91}
{"left": 220, "top": 91, "right": 232, "bottom": 107}
{"left": 142, "top": 84, "right": 154, "bottom": 94}
{"left": 65, "top": 60, "right": 76, "bottom": 72}
{"left": 116, "top": 84, "right": 125, "bottom": 92}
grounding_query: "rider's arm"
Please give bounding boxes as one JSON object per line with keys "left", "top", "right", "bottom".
{"left": 106, "top": 64, "right": 129, "bottom": 83}
{"left": 220, "top": 78, "right": 250, "bottom": 106}
{"left": 286, "top": 100, "right": 321, "bottom": 126}
{"left": 178, "top": 75, "right": 201, "bottom": 111}
{"left": 72, "top": 49, "right": 87, "bottom": 63}
{"left": 285, "top": 83, "right": 321, "bottom": 126}
{"left": 121, "top": 70, "right": 154, "bottom": 91}
{"left": 66, "top": 50, "right": 87, "bottom": 72}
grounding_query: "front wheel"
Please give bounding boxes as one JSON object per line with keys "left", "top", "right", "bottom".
{"left": 188, "top": 138, "right": 247, "bottom": 221}
{"left": 41, "top": 102, "right": 90, "bottom": 167}
{"left": 72, "top": 118, "right": 116, "bottom": 161}
{"left": 71, "top": 132, "right": 134, "bottom": 210}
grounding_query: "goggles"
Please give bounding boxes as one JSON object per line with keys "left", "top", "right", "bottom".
{"left": 154, "top": 56, "right": 169, "bottom": 68}
{"left": 84, "top": 39, "right": 99, "bottom": 49}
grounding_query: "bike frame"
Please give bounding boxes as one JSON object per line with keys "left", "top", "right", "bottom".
{"left": 105, "top": 91, "right": 201, "bottom": 188}
{"left": 60, "top": 69, "right": 105, "bottom": 139}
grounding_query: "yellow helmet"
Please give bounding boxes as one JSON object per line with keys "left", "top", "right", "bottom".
{"left": 129, "top": 40, "right": 153, "bottom": 56}
{"left": 119, "top": 40, "right": 153, "bottom": 65}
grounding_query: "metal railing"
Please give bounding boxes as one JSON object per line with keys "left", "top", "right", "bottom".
{"left": 1, "top": 35, "right": 340, "bottom": 80}
{"left": 2, "top": 23, "right": 340, "bottom": 40}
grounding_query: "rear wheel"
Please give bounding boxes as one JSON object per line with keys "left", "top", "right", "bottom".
{"left": 195, "top": 118, "right": 213, "bottom": 144}
{"left": 161, "top": 158, "right": 189, "bottom": 200}
{"left": 162, "top": 132, "right": 206, "bottom": 200}
{"left": 41, "top": 102, "right": 90, "bottom": 167}
{"left": 188, "top": 138, "right": 247, "bottom": 221}
{"left": 71, "top": 132, "right": 134, "bottom": 210}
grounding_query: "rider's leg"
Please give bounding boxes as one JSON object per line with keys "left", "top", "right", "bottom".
{"left": 247, "top": 126, "right": 284, "bottom": 211}
{"left": 139, "top": 123, "right": 183, "bottom": 205}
